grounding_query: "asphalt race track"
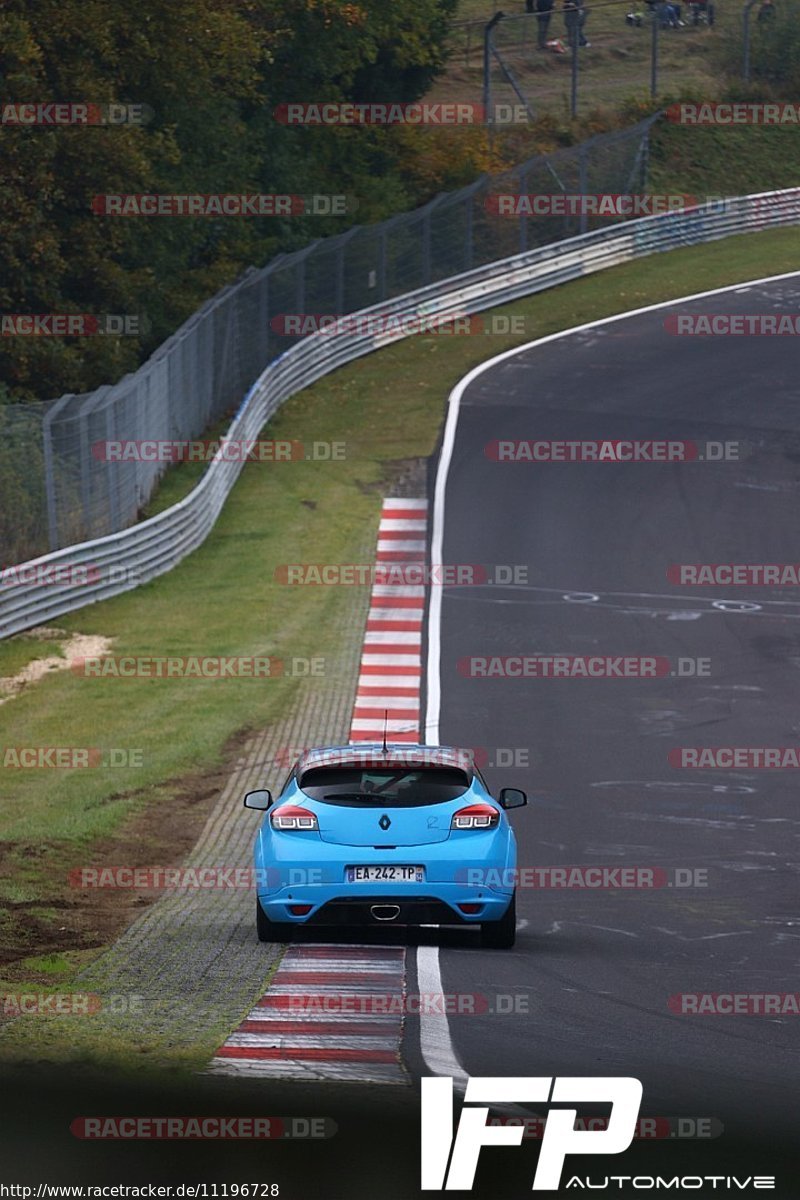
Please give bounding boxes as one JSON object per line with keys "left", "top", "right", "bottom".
{"left": 5, "top": 276, "right": 800, "bottom": 1199}
{"left": 420, "top": 273, "right": 800, "bottom": 1186}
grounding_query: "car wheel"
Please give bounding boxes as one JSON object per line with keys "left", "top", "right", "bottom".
{"left": 481, "top": 891, "right": 516, "bottom": 949}
{"left": 256, "top": 897, "right": 295, "bottom": 943}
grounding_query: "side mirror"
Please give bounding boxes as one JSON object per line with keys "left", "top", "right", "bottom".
{"left": 244, "top": 789, "right": 273, "bottom": 811}
{"left": 499, "top": 787, "right": 527, "bottom": 810}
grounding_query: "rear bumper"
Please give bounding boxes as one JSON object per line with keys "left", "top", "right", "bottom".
{"left": 257, "top": 885, "right": 513, "bottom": 926}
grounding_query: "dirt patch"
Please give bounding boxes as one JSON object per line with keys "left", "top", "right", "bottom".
{"left": 354, "top": 457, "right": 430, "bottom": 499}
{"left": 0, "top": 725, "right": 254, "bottom": 979}
{"left": 0, "top": 629, "right": 113, "bottom": 706}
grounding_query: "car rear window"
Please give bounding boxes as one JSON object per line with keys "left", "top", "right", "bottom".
{"left": 297, "top": 766, "right": 470, "bottom": 807}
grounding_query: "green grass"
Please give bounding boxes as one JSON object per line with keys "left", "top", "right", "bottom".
{"left": 1, "top": 227, "right": 799, "bottom": 1066}
{"left": 0, "top": 953, "right": 284, "bottom": 1078}
{"left": 0, "top": 631, "right": 67, "bottom": 683}
{"left": 13, "top": 951, "right": 78, "bottom": 977}
{"left": 649, "top": 122, "right": 800, "bottom": 195}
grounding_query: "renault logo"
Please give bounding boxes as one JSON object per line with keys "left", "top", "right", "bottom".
{"left": 379, "top": 814, "right": 392, "bottom": 831}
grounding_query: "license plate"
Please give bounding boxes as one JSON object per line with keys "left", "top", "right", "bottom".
{"left": 346, "top": 865, "right": 425, "bottom": 883}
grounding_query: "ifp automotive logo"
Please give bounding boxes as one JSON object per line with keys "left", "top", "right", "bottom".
{"left": 421, "top": 1076, "right": 643, "bottom": 1191}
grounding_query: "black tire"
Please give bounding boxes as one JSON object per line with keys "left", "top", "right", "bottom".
{"left": 256, "top": 897, "right": 294, "bottom": 943}
{"left": 481, "top": 891, "right": 516, "bottom": 949}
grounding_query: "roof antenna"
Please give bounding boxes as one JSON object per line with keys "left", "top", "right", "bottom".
{"left": 382, "top": 709, "right": 389, "bottom": 756}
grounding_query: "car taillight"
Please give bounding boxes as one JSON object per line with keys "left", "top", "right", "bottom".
{"left": 270, "top": 804, "right": 319, "bottom": 831}
{"left": 451, "top": 803, "right": 499, "bottom": 830}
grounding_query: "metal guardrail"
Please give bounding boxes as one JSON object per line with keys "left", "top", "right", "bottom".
{"left": 1, "top": 187, "right": 798, "bottom": 640}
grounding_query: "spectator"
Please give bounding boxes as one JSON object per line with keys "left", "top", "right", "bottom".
{"left": 661, "top": 0, "right": 685, "bottom": 25}
{"left": 564, "top": 0, "right": 590, "bottom": 47}
{"left": 690, "top": 0, "right": 715, "bottom": 23}
{"left": 534, "top": 0, "right": 556, "bottom": 47}
{"left": 578, "top": 0, "right": 591, "bottom": 43}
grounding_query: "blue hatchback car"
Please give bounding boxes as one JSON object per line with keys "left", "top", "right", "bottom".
{"left": 244, "top": 743, "right": 527, "bottom": 948}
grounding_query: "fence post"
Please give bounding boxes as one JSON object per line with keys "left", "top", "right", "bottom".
{"left": 105, "top": 401, "right": 121, "bottom": 534}
{"left": 78, "top": 405, "right": 92, "bottom": 537}
{"left": 421, "top": 195, "right": 450, "bottom": 287}
{"left": 260, "top": 255, "right": 285, "bottom": 370}
{"left": 650, "top": 8, "right": 659, "bottom": 97}
{"left": 570, "top": 23, "right": 579, "bottom": 117}
{"left": 334, "top": 227, "right": 363, "bottom": 314}
{"left": 742, "top": 0, "right": 759, "bottom": 80}
{"left": 483, "top": 12, "right": 505, "bottom": 127}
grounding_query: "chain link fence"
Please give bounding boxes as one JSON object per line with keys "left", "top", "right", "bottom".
{"left": 0, "top": 115, "right": 659, "bottom": 568}
{"left": 452, "top": 5, "right": 718, "bottom": 116}
{"left": 0, "top": 406, "right": 49, "bottom": 569}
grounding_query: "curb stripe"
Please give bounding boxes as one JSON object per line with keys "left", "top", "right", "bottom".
{"left": 349, "top": 499, "right": 426, "bottom": 742}
{"left": 215, "top": 1046, "right": 399, "bottom": 1063}
{"left": 209, "top": 944, "right": 409, "bottom": 1083}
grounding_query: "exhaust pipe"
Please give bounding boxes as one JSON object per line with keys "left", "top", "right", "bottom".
{"left": 370, "top": 904, "right": 401, "bottom": 922}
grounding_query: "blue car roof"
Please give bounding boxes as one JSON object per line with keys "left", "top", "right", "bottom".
{"left": 295, "top": 743, "right": 476, "bottom": 778}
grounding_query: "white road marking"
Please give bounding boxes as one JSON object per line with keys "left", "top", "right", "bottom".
{"left": 417, "top": 945, "right": 469, "bottom": 1090}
